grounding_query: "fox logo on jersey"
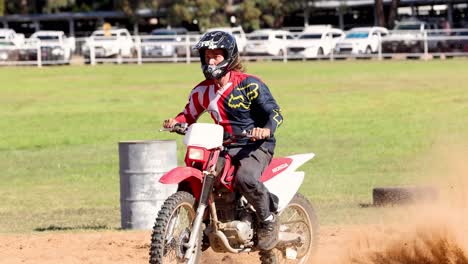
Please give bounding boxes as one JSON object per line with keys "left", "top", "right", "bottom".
{"left": 227, "top": 83, "right": 259, "bottom": 109}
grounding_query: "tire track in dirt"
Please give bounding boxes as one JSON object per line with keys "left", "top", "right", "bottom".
{"left": 1, "top": 222, "right": 468, "bottom": 264}
{"left": 0, "top": 227, "right": 347, "bottom": 264}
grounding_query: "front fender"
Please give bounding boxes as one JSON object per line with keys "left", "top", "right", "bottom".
{"left": 159, "top": 167, "right": 203, "bottom": 184}
{"left": 160, "top": 167, "right": 203, "bottom": 201}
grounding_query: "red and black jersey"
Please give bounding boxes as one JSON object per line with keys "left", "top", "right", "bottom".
{"left": 174, "top": 71, "right": 283, "bottom": 153}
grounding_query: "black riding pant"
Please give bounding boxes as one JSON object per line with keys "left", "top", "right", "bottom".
{"left": 227, "top": 144, "right": 277, "bottom": 221}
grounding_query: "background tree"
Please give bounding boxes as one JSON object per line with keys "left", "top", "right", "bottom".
{"left": 20, "top": 0, "right": 29, "bottom": 14}
{"left": 237, "top": 0, "right": 261, "bottom": 31}
{"left": 375, "top": 0, "right": 400, "bottom": 28}
{"left": 166, "top": 0, "right": 194, "bottom": 27}
{"left": 113, "top": 0, "right": 158, "bottom": 31}
{"left": 257, "top": 0, "right": 283, "bottom": 28}
{"left": 0, "top": 0, "right": 4, "bottom": 16}
{"left": 195, "top": 0, "right": 226, "bottom": 31}
{"left": 5, "top": 0, "right": 37, "bottom": 15}
{"left": 387, "top": 0, "right": 400, "bottom": 29}
{"left": 72, "top": 0, "right": 114, "bottom": 11}
{"left": 115, "top": 0, "right": 140, "bottom": 18}
{"left": 375, "top": 0, "right": 385, "bottom": 27}
{"left": 263, "top": 0, "right": 312, "bottom": 28}
{"left": 44, "top": 0, "right": 75, "bottom": 13}
{"left": 224, "top": 0, "right": 233, "bottom": 15}
{"left": 165, "top": 0, "right": 225, "bottom": 31}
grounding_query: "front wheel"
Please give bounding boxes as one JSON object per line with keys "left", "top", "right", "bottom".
{"left": 149, "top": 191, "right": 201, "bottom": 264}
{"left": 260, "top": 193, "right": 319, "bottom": 264}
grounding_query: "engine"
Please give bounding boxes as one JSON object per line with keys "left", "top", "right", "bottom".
{"left": 207, "top": 191, "right": 255, "bottom": 252}
{"left": 222, "top": 219, "right": 254, "bottom": 245}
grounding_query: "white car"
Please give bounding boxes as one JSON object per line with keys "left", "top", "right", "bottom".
{"left": 141, "top": 27, "right": 198, "bottom": 58}
{"left": 382, "top": 19, "right": 448, "bottom": 53}
{"left": 0, "top": 29, "right": 25, "bottom": 61}
{"left": 206, "top": 26, "right": 248, "bottom": 54}
{"left": 287, "top": 25, "right": 344, "bottom": 58}
{"left": 83, "top": 28, "right": 135, "bottom": 59}
{"left": 335, "top": 27, "right": 389, "bottom": 55}
{"left": 245, "top": 29, "right": 295, "bottom": 56}
{"left": 0, "top": 29, "right": 25, "bottom": 48}
{"left": 28, "top": 30, "right": 76, "bottom": 62}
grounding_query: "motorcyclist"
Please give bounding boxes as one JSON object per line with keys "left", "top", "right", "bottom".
{"left": 162, "top": 31, "right": 283, "bottom": 251}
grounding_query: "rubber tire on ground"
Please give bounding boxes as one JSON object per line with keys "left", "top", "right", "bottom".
{"left": 259, "top": 193, "right": 319, "bottom": 264}
{"left": 372, "top": 186, "right": 438, "bottom": 206}
{"left": 149, "top": 191, "right": 201, "bottom": 264}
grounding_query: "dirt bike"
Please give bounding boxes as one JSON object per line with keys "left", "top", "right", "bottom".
{"left": 149, "top": 122, "right": 319, "bottom": 264}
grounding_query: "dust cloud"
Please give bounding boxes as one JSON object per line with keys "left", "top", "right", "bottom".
{"left": 335, "top": 144, "right": 468, "bottom": 264}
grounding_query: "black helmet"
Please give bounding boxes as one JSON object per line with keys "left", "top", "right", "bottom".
{"left": 193, "top": 31, "right": 239, "bottom": 80}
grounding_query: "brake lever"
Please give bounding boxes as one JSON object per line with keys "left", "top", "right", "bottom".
{"left": 160, "top": 123, "right": 188, "bottom": 135}
{"left": 241, "top": 130, "right": 253, "bottom": 138}
{"left": 241, "top": 129, "right": 271, "bottom": 140}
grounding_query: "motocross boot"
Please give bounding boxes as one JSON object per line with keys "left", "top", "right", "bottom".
{"left": 256, "top": 214, "right": 279, "bottom": 251}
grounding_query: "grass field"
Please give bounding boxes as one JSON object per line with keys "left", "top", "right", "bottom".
{"left": 1, "top": 60, "right": 467, "bottom": 233}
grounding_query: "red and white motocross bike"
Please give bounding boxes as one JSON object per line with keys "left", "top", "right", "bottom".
{"left": 149, "top": 122, "right": 318, "bottom": 264}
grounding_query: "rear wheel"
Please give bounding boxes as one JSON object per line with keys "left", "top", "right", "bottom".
{"left": 260, "top": 193, "right": 319, "bottom": 264}
{"left": 149, "top": 191, "right": 201, "bottom": 264}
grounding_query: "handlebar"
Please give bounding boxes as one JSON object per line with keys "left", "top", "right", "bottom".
{"left": 240, "top": 130, "right": 272, "bottom": 140}
{"left": 159, "top": 123, "right": 188, "bottom": 135}
{"left": 223, "top": 130, "right": 271, "bottom": 147}
{"left": 160, "top": 123, "right": 271, "bottom": 141}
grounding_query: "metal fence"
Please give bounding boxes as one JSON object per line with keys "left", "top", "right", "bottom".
{"left": 1, "top": 29, "right": 467, "bottom": 67}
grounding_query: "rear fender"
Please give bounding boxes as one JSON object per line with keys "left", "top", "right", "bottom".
{"left": 160, "top": 167, "right": 203, "bottom": 200}
{"left": 264, "top": 171, "right": 304, "bottom": 212}
{"left": 264, "top": 153, "right": 315, "bottom": 211}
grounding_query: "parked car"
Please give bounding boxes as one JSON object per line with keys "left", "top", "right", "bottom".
{"left": 0, "top": 39, "right": 20, "bottom": 62}
{"left": 140, "top": 27, "right": 198, "bottom": 58}
{"left": 335, "top": 26, "right": 388, "bottom": 55}
{"left": 287, "top": 25, "right": 344, "bottom": 58}
{"left": 382, "top": 18, "right": 450, "bottom": 53}
{"left": 83, "top": 28, "right": 135, "bottom": 59}
{"left": 23, "top": 31, "right": 75, "bottom": 63}
{"left": 447, "top": 30, "right": 468, "bottom": 53}
{"left": 206, "top": 26, "right": 248, "bottom": 54}
{"left": 245, "top": 29, "right": 295, "bottom": 56}
{"left": 0, "top": 29, "right": 25, "bottom": 48}
{"left": 0, "top": 29, "right": 24, "bottom": 62}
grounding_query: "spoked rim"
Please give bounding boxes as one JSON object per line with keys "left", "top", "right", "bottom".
{"left": 162, "top": 202, "right": 196, "bottom": 264}
{"left": 277, "top": 203, "right": 314, "bottom": 263}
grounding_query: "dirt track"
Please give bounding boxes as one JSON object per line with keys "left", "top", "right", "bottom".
{"left": 3, "top": 142, "right": 467, "bottom": 264}
{"left": 0, "top": 226, "right": 350, "bottom": 264}
{"left": 2, "top": 214, "right": 468, "bottom": 264}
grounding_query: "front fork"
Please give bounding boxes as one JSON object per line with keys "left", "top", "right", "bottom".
{"left": 183, "top": 173, "right": 216, "bottom": 261}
